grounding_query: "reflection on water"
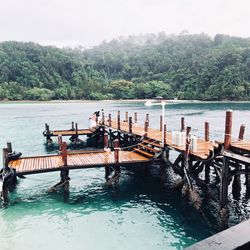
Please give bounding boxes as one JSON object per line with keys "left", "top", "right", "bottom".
{"left": 0, "top": 101, "right": 250, "bottom": 250}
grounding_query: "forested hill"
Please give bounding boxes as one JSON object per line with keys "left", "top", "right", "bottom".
{"left": 1, "top": 33, "right": 250, "bottom": 101}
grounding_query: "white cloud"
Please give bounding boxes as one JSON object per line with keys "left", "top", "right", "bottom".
{"left": 0, "top": 0, "right": 249, "bottom": 47}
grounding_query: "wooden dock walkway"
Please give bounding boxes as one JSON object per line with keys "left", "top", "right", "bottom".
{"left": 1, "top": 109, "right": 250, "bottom": 213}
{"left": 8, "top": 150, "right": 152, "bottom": 175}
{"left": 104, "top": 119, "right": 215, "bottom": 160}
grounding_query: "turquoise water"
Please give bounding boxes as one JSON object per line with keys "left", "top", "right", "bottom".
{"left": 0, "top": 101, "right": 249, "bottom": 250}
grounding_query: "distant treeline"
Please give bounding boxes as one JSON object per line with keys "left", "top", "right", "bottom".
{"left": 0, "top": 33, "right": 250, "bottom": 101}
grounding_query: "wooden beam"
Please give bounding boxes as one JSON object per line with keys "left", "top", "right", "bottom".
{"left": 222, "top": 150, "right": 250, "bottom": 164}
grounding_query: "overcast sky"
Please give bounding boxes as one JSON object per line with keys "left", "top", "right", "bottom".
{"left": 0, "top": 0, "right": 249, "bottom": 48}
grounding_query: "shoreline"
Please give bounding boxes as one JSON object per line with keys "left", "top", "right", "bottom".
{"left": 1, "top": 99, "right": 250, "bottom": 104}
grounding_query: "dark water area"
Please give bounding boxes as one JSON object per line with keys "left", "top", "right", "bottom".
{"left": 0, "top": 101, "right": 249, "bottom": 250}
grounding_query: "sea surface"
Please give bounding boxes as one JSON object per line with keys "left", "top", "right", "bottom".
{"left": 0, "top": 101, "right": 249, "bottom": 250}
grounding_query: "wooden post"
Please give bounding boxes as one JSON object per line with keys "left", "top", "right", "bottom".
{"left": 117, "top": 111, "right": 121, "bottom": 130}
{"left": 134, "top": 112, "right": 137, "bottom": 123}
{"left": 220, "top": 157, "right": 229, "bottom": 209}
{"left": 71, "top": 121, "right": 75, "bottom": 130}
{"left": 125, "top": 112, "right": 128, "bottom": 122}
{"left": 61, "top": 142, "right": 67, "bottom": 166}
{"left": 146, "top": 113, "right": 149, "bottom": 125}
{"left": 2, "top": 148, "right": 9, "bottom": 170}
{"left": 224, "top": 110, "right": 233, "bottom": 150}
{"left": 7, "top": 142, "right": 12, "bottom": 153}
{"left": 45, "top": 123, "right": 50, "bottom": 134}
{"left": 58, "top": 135, "right": 62, "bottom": 151}
{"left": 164, "top": 124, "right": 166, "bottom": 145}
{"left": 75, "top": 123, "right": 78, "bottom": 136}
{"left": 114, "top": 139, "right": 119, "bottom": 163}
{"left": 102, "top": 109, "right": 105, "bottom": 125}
{"left": 246, "top": 164, "right": 250, "bottom": 194}
{"left": 129, "top": 117, "right": 132, "bottom": 133}
{"left": 60, "top": 169, "right": 69, "bottom": 192}
{"left": 232, "top": 164, "right": 241, "bottom": 200}
{"left": 144, "top": 120, "right": 149, "bottom": 138}
{"left": 105, "top": 166, "right": 110, "bottom": 181}
{"left": 238, "top": 124, "right": 245, "bottom": 141}
{"left": 109, "top": 114, "right": 112, "bottom": 127}
{"left": 104, "top": 134, "right": 109, "bottom": 148}
{"left": 160, "top": 115, "right": 163, "bottom": 131}
{"left": 205, "top": 121, "right": 209, "bottom": 141}
{"left": 205, "top": 164, "right": 210, "bottom": 183}
{"left": 181, "top": 117, "right": 185, "bottom": 132}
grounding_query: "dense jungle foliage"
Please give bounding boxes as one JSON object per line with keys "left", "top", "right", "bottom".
{"left": 0, "top": 33, "right": 250, "bottom": 100}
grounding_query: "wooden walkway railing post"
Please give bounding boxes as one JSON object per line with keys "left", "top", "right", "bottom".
{"left": 160, "top": 115, "right": 163, "bottom": 131}
{"left": 125, "top": 112, "right": 128, "bottom": 122}
{"left": 104, "top": 133, "right": 109, "bottom": 148}
{"left": 102, "top": 109, "right": 105, "bottom": 125}
{"left": 144, "top": 120, "right": 149, "bottom": 138}
{"left": 204, "top": 121, "right": 210, "bottom": 183}
{"left": 146, "top": 114, "right": 149, "bottom": 126}
{"left": 205, "top": 121, "right": 209, "bottom": 141}
{"left": 109, "top": 114, "right": 112, "bottom": 127}
{"left": 134, "top": 112, "right": 137, "bottom": 123}
{"left": 61, "top": 142, "right": 68, "bottom": 166}
{"left": 71, "top": 121, "right": 75, "bottom": 130}
{"left": 114, "top": 139, "right": 119, "bottom": 163}
{"left": 58, "top": 135, "right": 62, "bottom": 151}
{"left": 238, "top": 124, "right": 245, "bottom": 141}
{"left": 164, "top": 124, "right": 166, "bottom": 145}
{"left": 117, "top": 111, "right": 121, "bottom": 130}
{"left": 224, "top": 110, "right": 233, "bottom": 150}
{"left": 220, "top": 110, "right": 233, "bottom": 209}
{"left": 129, "top": 117, "right": 132, "bottom": 133}
{"left": 181, "top": 117, "right": 185, "bottom": 132}
{"left": 75, "top": 123, "right": 78, "bottom": 137}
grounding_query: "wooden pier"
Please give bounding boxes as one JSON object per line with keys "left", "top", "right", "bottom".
{"left": 1, "top": 109, "right": 250, "bottom": 215}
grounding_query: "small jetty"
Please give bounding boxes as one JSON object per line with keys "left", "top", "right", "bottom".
{"left": 1, "top": 109, "right": 250, "bottom": 217}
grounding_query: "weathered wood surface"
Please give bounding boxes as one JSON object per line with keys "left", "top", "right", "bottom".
{"left": 46, "top": 128, "right": 96, "bottom": 136}
{"left": 104, "top": 119, "right": 214, "bottom": 159}
{"left": 8, "top": 151, "right": 151, "bottom": 175}
{"left": 229, "top": 141, "right": 250, "bottom": 155}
